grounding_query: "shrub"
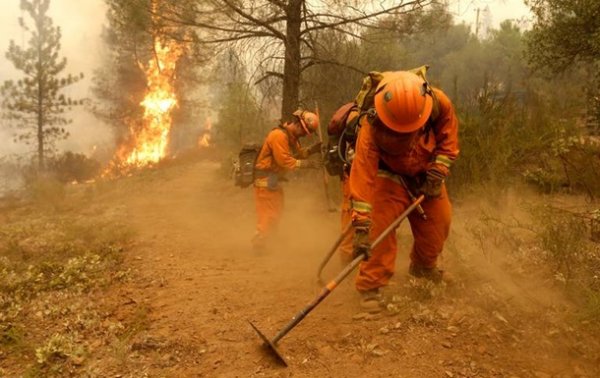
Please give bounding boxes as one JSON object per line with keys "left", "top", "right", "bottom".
{"left": 47, "top": 152, "right": 100, "bottom": 183}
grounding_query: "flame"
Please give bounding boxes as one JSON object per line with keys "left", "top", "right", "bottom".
{"left": 106, "top": 38, "right": 183, "bottom": 174}
{"left": 198, "top": 117, "right": 212, "bottom": 148}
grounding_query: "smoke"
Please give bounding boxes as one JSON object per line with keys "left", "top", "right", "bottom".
{"left": 0, "top": 0, "right": 112, "bottom": 159}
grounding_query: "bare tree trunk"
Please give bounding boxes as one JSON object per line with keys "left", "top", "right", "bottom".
{"left": 37, "top": 34, "right": 44, "bottom": 170}
{"left": 281, "top": 0, "right": 302, "bottom": 120}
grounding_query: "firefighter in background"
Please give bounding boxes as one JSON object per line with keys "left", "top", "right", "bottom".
{"left": 253, "top": 109, "right": 322, "bottom": 251}
{"left": 349, "top": 71, "right": 459, "bottom": 310}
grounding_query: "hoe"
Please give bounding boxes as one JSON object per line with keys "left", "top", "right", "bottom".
{"left": 249, "top": 195, "right": 425, "bottom": 366}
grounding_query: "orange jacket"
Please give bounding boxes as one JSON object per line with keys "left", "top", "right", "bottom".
{"left": 349, "top": 88, "right": 459, "bottom": 224}
{"left": 254, "top": 126, "right": 309, "bottom": 176}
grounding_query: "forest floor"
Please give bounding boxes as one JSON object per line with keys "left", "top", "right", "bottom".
{"left": 1, "top": 155, "right": 600, "bottom": 377}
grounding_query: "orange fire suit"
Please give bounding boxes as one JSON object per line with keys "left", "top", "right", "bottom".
{"left": 253, "top": 126, "right": 309, "bottom": 248}
{"left": 338, "top": 171, "right": 354, "bottom": 262}
{"left": 349, "top": 88, "right": 459, "bottom": 291}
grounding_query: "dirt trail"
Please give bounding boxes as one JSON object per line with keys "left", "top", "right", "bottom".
{"left": 110, "top": 160, "right": 599, "bottom": 377}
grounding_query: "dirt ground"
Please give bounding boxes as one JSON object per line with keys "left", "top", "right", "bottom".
{"left": 12, "top": 158, "right": 598, "bottom": 377}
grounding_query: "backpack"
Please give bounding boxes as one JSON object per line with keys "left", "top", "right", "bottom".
{"left": 234, "top": 143, "right": 262, "bottom": 188}
{"left": 324, "top": 66, "right": 441, "bottom": 177}
{"left": 327, "top": 102, "right": 357, "bottom": 137}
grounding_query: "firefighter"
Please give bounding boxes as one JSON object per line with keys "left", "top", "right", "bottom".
{"left": 349, "top": 71, "right": 459, "bottom": 310}
{"left": 253, "top": 109, "right": 322, "bottom": 251}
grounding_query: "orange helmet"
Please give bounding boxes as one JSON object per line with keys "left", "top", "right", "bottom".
{"left": 374, "top": 71, "right": 433, "bottom": 133}
{"left": 293, "top": 109, "right": 320, "bottom": 135}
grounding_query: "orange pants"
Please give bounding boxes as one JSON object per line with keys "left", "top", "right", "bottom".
{"left": 355, "top": 175, "right": 452, "bottom": 291}
{"left": 339, "top": 175, "right": 354, "bottom": 262}
{"left": 253, "top": 186, "right": 284, "bottom": 247}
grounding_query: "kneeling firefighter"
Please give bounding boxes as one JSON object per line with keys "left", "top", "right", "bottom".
{"left": 349, "top": 71, "right": 460, "bottom": 309}
{"left": 253, "top": 109, "right": 322, "bottom": 251}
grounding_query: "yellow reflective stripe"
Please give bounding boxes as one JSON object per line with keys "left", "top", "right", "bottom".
{"left": 435, "top": 155, "right": 453, "bottom": 168}
{"left": 254, "top": 178, "right": 269, "bottom": 188}
{"left": 351, "top": 200, "right": 372, "bottom": 213}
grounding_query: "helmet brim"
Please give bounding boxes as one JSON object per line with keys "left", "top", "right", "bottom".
{"left": 299, "top": 120, "right": 312, "bottom": 135}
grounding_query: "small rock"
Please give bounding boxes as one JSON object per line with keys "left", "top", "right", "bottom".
{"left": 477, "top": 345, "right": 487, "bottom": 355}
{"left": 371, "top": 348, "right": 388, "bottom": 357}
{"left": 352, "top": 312, "right": 369, "bottom": 320}
{"left": 447, "top": 326, "right": 459, "bottom": 333}
{"left": 441, "top": 341, "right": 452, "bottom": 349}
{"left": 365, "top": 313, "right": 382, "bottom": 321}
{"left": 445, "top": 371, "right": 454, "bottom": 377}
{"left": 379, "top": 326, "right": 390, "bottom": 334}
{"left": 492, "top": 311, "right": 509, "bottom": 324}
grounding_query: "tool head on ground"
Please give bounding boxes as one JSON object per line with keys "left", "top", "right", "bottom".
{"left": 250, "top": 199, "right": 425, "bottom": 368}
{"left": 293, "top": 109, "right": 320, "bottom": 135}
{"left": 374, "top": 71, "right": 433, "bottom": 133}
{"left": 248, "top": 320, "right": 288, "bottom": 367}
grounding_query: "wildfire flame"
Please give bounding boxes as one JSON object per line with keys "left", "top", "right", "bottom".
{"left": 107, "top": 38, "right": 183, "bottom": 174}
{"left": 198, "top": 117, "right": 212, "bottom": 148}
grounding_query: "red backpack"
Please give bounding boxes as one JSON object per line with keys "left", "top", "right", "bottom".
{"left": 327, "top": 102, "right": 357, "bottom": 136}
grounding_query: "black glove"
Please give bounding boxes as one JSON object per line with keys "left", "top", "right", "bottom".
{"left": 352, "top": 224, "right": 371, "bottom": 260}
{"left": 306, "top": 142, "right": 322, "bottom": 156}
{"left": 419, "top": 168, "right": 445, "bottom": 199}
{"left": 298, "top": 159, "right": 322, "bottom": 169}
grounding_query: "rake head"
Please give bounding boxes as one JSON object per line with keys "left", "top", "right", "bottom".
{"left": 248, "top": 321, "right": 288, "bottom": 367}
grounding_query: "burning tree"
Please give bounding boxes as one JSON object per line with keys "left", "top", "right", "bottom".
{"left": 1, "top": 0, "right": 83, "bottom": 169}
{"left": 96, "top": 0, "right": 205, "bottom": 173}
{"left": 115, "top": 39, "right": 183, "bottom": 167}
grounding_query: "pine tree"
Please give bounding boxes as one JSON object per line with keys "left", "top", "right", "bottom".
{"left": 1, "top": 0, "right": 83, "bottom": 169}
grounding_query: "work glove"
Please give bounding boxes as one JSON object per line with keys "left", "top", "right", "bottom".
{"left": 419, "top": 168, "right": 445, "bottom": 199}
{"left": 298, "top": 159, "right": 322, "bottom": 169}
{"left": 306, "top": 142, "right": 323, "bottom": 156}
{"left": 352, "top": 222, "right": 371, "bottom": 260}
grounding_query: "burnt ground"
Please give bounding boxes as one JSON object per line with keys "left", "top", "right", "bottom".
{"left": 102, "top": 159, "right": 600, "bottom": 377}
{"left": 3, "top": 158, "right": 600, "bottom": 377}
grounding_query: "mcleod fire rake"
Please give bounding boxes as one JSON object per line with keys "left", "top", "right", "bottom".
{"left": 249, "top": 195, "right": 425, "bottom": 366}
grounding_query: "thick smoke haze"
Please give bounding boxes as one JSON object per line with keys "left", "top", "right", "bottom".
{"left": 0, "top": 0, "right": 532, "bottom": 161}
{"left": 0, "top": 0, "right": 111, "bottom": 159}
